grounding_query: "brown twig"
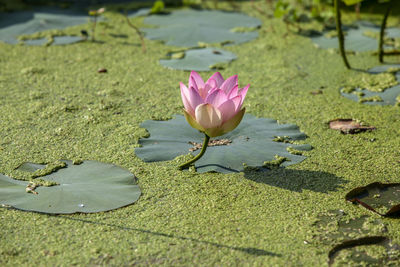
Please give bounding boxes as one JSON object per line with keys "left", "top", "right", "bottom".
{"left": 124, "top": 14, "right": 146, "bottom": 53}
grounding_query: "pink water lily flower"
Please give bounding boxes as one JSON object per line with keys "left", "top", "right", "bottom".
{"left": 180, "top": 71, "right": 249, "bottom": 137}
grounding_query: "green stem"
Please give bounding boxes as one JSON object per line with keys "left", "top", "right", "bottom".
{"left": 379, "top": 0, "right": 393, "bottom": 63}
{"left": 91, "top": 15, "right": 97, "bottom": 42}
{"left": 179, "top": 134, "right": 210, "bottom": 170}
{"left": 334, "top": 0, "right": 350, "bottom": 69}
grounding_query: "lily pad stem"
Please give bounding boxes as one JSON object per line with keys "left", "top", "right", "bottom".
{"left": 379, "top": 0, "right": 393, "bottom": 63}
{"left": 179, "top": 134, "right": 210, "bottom": 170}
{"left": 91, "top": 15, "right": 97, "bottom": 42}
{"left": 334, "top": 0, "right": 350, "bottom": 69}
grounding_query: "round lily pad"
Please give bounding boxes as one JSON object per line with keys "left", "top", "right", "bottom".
{"left": 135, "top": 114, "right": 311, "bottom": 173}
{"left": 141, "top": 9, "right": 261, "bottom": 47}
{"left": 310, "top": 21, "right": 400, "bottom": 52}
{"left": 0, "top": 8, "right": 88, "bottom": 45}
{"left": 340, "top": 64, "right": 400, "bottom": 106}
{"left": 0, "top": 160, "right": 141, "bottom": 214}
{"left": 159, "top": 48, "right": 237, "bottom": 71}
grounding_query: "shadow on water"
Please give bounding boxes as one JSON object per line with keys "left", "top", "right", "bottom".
{"left": 244, "top": 168, "right": 347, "bottom": 193}
{"left": 56, "top": 215, "right": 281, "bottom": 257}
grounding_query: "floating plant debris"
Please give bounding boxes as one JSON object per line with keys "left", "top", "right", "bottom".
{"left": 188, "top": 139, "right": 232, "bottom": 152}
{"left": 329, "top": 119, "right": 375, "bottom": 134}
{"left": 0, "top": 160, "right": 141, "bottom": 214}
{"left": 136, "top": 114, "right": 311, "bottom": 173}
{"left": 345, "top": 182, "right": 400, "bottom": 217}
{"left": 97, "top": 68, "right": 108, "bottom": 73}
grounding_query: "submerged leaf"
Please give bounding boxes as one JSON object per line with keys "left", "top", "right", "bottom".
{"left": 135, "top": 114, "right": 311, "bottom": 173}
{"left": 0, "top": 160, "right": 141, "bottom": 214}
{"left": 308, "top": 210, "right": 396, "bottom": 266}
{"left": 328, "top": 236, "right": 399, "bottom": 266}
{"left": 346, "top": 182, "right": 400, "bottom": 217}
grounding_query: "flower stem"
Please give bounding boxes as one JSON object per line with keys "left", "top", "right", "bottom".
{"left": 334, "top": 0, "right": 350, "bottom": 69}
{"left": 179, "top": 134, "right": 210, "bottom": 170}
{"left": 379, "top": 0, "right": 393, "bottom": 63}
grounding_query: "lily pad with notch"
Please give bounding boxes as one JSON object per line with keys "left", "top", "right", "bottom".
{"left": 340, "top": 64, "right": 400, "bottom": 106}
{"left": 0, "top": 160, "right": 141, "bottom": 214}
{"left": 310, "top": 21, "right": 400, "bottom": 52}
{"left": 346, "top": 182, "right": 400, "bottom": 217}
{"left": 135, "top": 114, "right": 312, "bottom": 173}
{"left": 141, "top": 9, "right": 261, "bottom": 47}
{"left": 159, "top": 48, "right": 237, "bottom": 71}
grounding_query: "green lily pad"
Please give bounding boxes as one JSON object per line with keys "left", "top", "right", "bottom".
{"left": 0, "top": 8, "right": 88, "bottom": 45}
{"left": 52, "top": 35, "right": 84, "bottom": 45}
{"left": 310, "top": 21, "right": 400, "bottom": 52}
{"left": 141, "top": 9, "right": 261, "bottom": 47}
{"left": 346, "top": 182, "right": 400, "bottom": 217}
{"left": 135, "top": 114, "right": 311, "bottom": 173}
{"left": 159, "top": 48, "right": 237, "bottom": 71}
{"left": 22, "top": 36, "right": 84, "bottom": 46}
{"left": 0, "top": 160, "right": 141, "bottom": 214}
{"left": 341, "top": 64, "right": 400, "bottom": 106}
{"left": 128, "top": 8, "right": 151, "bottom": 17}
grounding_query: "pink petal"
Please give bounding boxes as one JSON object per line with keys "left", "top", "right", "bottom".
{"left": 200, "top": 83, "right": 214, "bottom": 99}
{"left": 205, "top": 89, "right": 228, "bottom": 108}
{"left": 206, "top": 78, "right": 217, "bottom": 89}
{"left": 239, "top": 84, "right": 249, "bottom": 105}
{"left": 198, "top": 83, "right": 210, "bottom": 100}
{"left": 207, "top": 87, "right": 219, "bottom": 96}
{"left": 195, "top": 103, "right": 222, "bottom": 129}
{"left": 188, "top": 86, "right": 204, "bottom": 112}
{"left": 189, "top": 71, "right": 204, "bottom": 91}
{"left": 230, "top": 95, "right": 242, "bottom": 112}
{"left": 217, "top": 99, "right": 237, "bottom": 123}
{"left": 220, "top": 108, "right": 245, "bottom": 135}
{"left": 220, "top": 75, "right": 238, "bottom": 94}
{"left": 189, "top": 76, "right": 199, "bottom": 91}
{"left": 180, "top": 82, "right": 193, "bottom": 115}
{"left": 227, "top": 85, "right": 238, "bottom": 99}
{"left": 206, "top": 72, "right": 224, "bottom": 87}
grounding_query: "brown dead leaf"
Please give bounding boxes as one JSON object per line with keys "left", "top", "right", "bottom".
{"left": 329, "top": 119, "right": 376, "bottom": 134}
